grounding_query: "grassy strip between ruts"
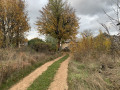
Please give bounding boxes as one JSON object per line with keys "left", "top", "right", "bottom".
{"left": 28, "top": 54, "right": 69, "bottom": 90}
{"left": 0, "top": 54, "right": 62, "bottom": 90}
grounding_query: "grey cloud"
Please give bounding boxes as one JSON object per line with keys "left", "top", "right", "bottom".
{"left": 69, "top": 0, "right": 114, "bottom": 16}
{"left": 68, "top": 0, "right": 119, "bottom": 35}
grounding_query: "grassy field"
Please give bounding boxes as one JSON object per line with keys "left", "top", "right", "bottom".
{"left": 0, "top": 48, "right": 62, "bottom": 90}
{"left": 68, "top": 54, "right": 120, "bottom": 90}
{"left": 28, "top": 54, "right": 69, "bottom": 90}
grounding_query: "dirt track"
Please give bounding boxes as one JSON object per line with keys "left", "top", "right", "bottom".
{"left": 48, "top": 56, "right": 70, "bottom": 90}
{"left": 9, "top": 56, "right": 64, "bottom": 90}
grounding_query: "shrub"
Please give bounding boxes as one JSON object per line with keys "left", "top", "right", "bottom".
{"left": 45, "top": 35, "right": 57, "bottom": 51}
{"left": 68, "top": 30, "right": 120, "bottom": 90}
{"left": 28, "top": 38, "right": 52, "bottom": 53}
{"left": 70, "top": 30, "right": 112, "bottom": 61}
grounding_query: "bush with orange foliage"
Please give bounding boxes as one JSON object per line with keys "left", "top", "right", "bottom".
{"left": 70, "top": 30, "right": 111, "bottom": 61}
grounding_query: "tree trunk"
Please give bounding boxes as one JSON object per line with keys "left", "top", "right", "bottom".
{"left": 57, "top": 39, "right": 61, "bottom": 51}
{"left": 2, "top": 33, "right": 7, "bottom": 48}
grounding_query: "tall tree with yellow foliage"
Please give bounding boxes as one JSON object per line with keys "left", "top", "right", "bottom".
{"left": 36, "top": 0, "right": 79, "bottom": 51}
{"left": 0, "top": 0, "right": 30, "bottom": 48}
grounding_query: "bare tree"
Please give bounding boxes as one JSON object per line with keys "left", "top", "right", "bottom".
{"left": 81, "top": 30, "right": 93, "bottom": 38}
{"left": 102, "top": 0, "right": 120, "bottom": 34}
{"left": 101, "top": 0, "right": 120, "bottom": 57}
{"left": 100, "top": 23, "right": 110, "bottom": 35}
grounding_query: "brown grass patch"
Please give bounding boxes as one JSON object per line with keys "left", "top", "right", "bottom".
{"left": 0, "top": 47, "right": 61, "bottom": 89}
{"left": 68, "top": 54, "right": 120, "bottom": 90}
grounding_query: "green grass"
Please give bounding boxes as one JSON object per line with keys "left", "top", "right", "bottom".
{"left": 28, "top": 54, "right": 69, "bottom": 90}
{"left": 104, "top": 78, "right": 112, "bottom": 85}
{"left": 0, "top": 54, "right": 62, "bottom": 90}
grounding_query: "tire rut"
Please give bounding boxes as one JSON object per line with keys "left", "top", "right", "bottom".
{"left": 48, "top": 56, "right": 71, "bottom": 90}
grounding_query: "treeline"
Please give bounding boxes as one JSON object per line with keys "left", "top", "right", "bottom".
{"left": 0, "top": 0, "right": 29, "bottom": 48}
{"left": 71, "top": 30, "right": 120, "bottom": 61}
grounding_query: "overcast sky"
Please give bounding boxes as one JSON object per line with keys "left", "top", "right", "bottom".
{"left": 26, "top": 0, "right": 119, "bottom": 40}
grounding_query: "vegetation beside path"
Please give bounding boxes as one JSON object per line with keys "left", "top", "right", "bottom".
{"left": 0, "top": 51, "right": 62, "bottom": 90}
{"left": 28, "top": 54, "right": 69, "bottom": 90}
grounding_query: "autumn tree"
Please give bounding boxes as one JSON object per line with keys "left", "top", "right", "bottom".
{"left": 36, "top": 0, "right": 79, "bottom": 51}
{"left": 94, "top": 30, "right": 111, "bottom": 53}
{"left": 13, "top": 0, "right": 30, "bottom": 48}
{"left": 0, "top": 0, "right": 30, "bottom": 48}
{"left": 81, "top": 30, "right": 94, "bottom": 51}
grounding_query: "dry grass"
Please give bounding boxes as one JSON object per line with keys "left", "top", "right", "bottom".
{"left": 68, "top": 53, "right": 120, "bottom": 90}
{"left": 0, "top": 47, "right": 61, "bottom": 89}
